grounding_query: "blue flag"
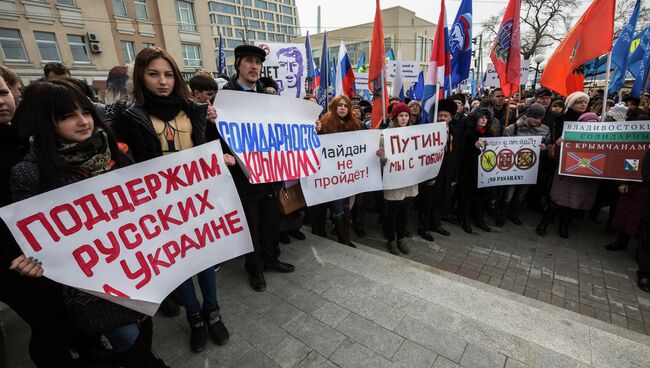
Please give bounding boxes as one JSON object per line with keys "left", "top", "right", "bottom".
{"left": 218, "top": 30, "right": 227, "bottom": 76}
{"left": 609, "top": 0, "right": 640, "bottom": 94}
{"left": 449, "top": 0, "right": 472, "bottom": 88}
{"left": 385, "top": 49, "right": 395, "bottom": 61}
{"left": 413, "top": 71, "right": 424, "bottom": 100}
{"left": 305, "top": 31, "right": 316, "bottom": 94}
{"left": 356, "top": 52, "right": 367, "bottom": 72}
{"left": 631, "top": 27, "right": 650, "bottom": 98}
{"left": 470, "top": 69, "right": 477, "bottom": 98}
{"left": 318, "top": 32, "right": 329, "bottom": 110}
{"left": 628, "top": 26, "right": 650, "bottom": 77}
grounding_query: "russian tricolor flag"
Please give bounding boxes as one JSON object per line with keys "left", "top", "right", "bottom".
{"left": 335, "top": 40, "right": 356, "bottom": 97}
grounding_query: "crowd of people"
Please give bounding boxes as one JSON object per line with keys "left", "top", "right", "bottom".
{"left": 0, "top": 43, "right": 649, "bottom": 367}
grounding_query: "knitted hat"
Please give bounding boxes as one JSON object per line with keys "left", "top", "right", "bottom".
{"left": 526, "top": 103, "right": 546, "bottom": 119}
{"left": 606, "top": 103, "right": 628, "bottom": 122}
{"left": 565, "top": 91, "right": 589, "bottom": 112}
{"left": 390, "top": 102, "right": 411, "bottom": 120}
{"left": 577, "top": 112, "right": 599, "bottom": 122}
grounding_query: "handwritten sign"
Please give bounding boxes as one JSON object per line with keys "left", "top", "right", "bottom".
{"left": 0, "top": 143, "right": 252, "bottom": 316}
{"left": 214, "top": 90, "right": 323, "bottom": 184}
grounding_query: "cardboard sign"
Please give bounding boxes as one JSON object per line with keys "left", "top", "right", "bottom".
{"left": 381, "top": 123, "right": 448, "bottom": 190}
{"left": 300, "top": 130, "right": 383, "bottom": 206}
{"left": 214, "top": 90, "right": 323, "bottom": 184}
{"left": 477, "top": 136, "right": 542, "bottom": 188}
{"left": 559, "top": 121, "right": 650, "bottom": 181}
{"left": 257, "top": 42, "right": 308, "bottom": 98}
{"left": 485, "top": 60, "right": 531, "bottom": 88}
{"left": 0, "top": 143, "right": 253, "bottom": 316}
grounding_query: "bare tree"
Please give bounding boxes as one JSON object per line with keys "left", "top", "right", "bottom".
{"left": 480, "top": 0, "right": 578, "bottom": 60}
{"left": 614, "top": 0, "right": 650, "bottom": 36}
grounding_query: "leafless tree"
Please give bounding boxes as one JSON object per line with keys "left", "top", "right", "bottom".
{"left": 614, "top": 0, "right": 650, "bottom": 36}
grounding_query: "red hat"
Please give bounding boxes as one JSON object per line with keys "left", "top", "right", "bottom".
{"left": 390, "top": 102, "right": 410, "bottom": 120}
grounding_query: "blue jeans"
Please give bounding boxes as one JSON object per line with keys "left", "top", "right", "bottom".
{"left": 104, "top": 318, "right": 146, "bottom": 353}
{"left": 177, "top": 267, "right": 218, "bottom": 319}
{"left": 498, "top": 185, "right": 530, "bottom": 220}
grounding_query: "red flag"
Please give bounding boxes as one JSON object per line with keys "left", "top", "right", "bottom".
{"left": 540, "top": 0, "right": 615, "bottom": 96}
{"left": 369, "top": 0, "right": 387, "bottom": 128}
{"left": 489, "top": 0, "right": 521, "bottom": 98}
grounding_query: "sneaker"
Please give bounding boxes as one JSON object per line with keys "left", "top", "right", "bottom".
{"left": 188, "top": 313, "right": 208, "bottom": 352}
{"left": 203, "top": 310, "right": 230, "bottom": 346}
{"left": 397, "top": 239, "right": 410, "bottom": 254}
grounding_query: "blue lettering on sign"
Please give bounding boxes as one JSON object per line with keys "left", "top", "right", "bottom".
{"left": 217, "top": 121, "right": 322, "bottom": 154}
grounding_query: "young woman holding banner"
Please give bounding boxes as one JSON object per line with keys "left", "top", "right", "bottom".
{"left": 376, "top": 102, "right": 418, "bottom": 255}
{"left": 9, "top": 79, "right": 168, "bottom": 367}
{"left": 110, "top": 47, "right": 231, "bottom": 354}
{"left": 318, "top": 95, "right": 362, "bottom": 246}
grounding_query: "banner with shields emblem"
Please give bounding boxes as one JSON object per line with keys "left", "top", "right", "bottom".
{"left": 477, "top": 136, "right": 542, "bottom": 188}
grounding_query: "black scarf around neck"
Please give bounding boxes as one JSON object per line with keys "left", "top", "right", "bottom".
{"left": 142, "top": 89, "right": 187, "bottom": 122}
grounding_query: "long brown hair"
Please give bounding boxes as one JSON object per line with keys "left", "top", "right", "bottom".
{"left": 132, "top": 47, "right": 192, "bottom": 105}
{"left": 328, "top": 95, "right": 354, "bottom": 122}
{"left": 320, "top": 95, "right": 361, "bottom": 134}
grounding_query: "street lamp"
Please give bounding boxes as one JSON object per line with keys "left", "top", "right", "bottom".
{"left": 532, "top": 54, "right": 545, "bottom": 92}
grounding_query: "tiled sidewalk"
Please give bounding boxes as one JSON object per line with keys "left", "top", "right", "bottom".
{"left": 348, "top": 207, "right": 650, "bottom": 335}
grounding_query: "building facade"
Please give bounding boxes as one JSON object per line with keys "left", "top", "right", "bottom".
{"left": 0, "top": 0, "right": 216, "bottom": 94}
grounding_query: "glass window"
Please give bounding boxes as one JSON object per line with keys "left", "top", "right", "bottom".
{"left": 257, "top": 32, "right": 266, "bottom": 40}
{"left": 121, "top": 40, "right": 135, "bottom": 64}
{"left": 252, "top": 10, "right": 259, "bottom": 18}
{"left": 281, "top": 5, "right": 291, "bottom": 14}
{"left": 112, "top": 0, "right": 127, "bottom": 17}
{"left": 244, "top": 8, "right": 252, "bottom": 17}
{"left": 217, "top": 15, "right": 231, "bottom": 25}
{"left": 227, "top": 39, "right": 240, "bottom": 48}
{"left": 135, "top": 0, "right": 149, "bottom": 20}
{"left": 263, "top": 12, "right": 273, "bottom": 21}
{"left": 233, "top": 17, "right": 242, "bottom": 26}
{"left": 67, "top": 35, "right": 90, "bottom": 63}
{"left": 249, "top": 20, "right": 260, "bottom": 29}
{"left": 244, "top": 0, "right": 251, "bottom": 5}
{"left": 283, "top": 0, "right": 292, "bottom": 4}
{"left": 211, "top": 2, "right": 237, "bottom": 14}
{"left": 56, "top": 0, "right": 76, "bottom": 6}
{"left": 266, "top": 23, "right": 274, "bottom": 31}
{"left": 210, "top": 14, "right": 217, "bottom": 24}
{"left": 0, "top": 28, "right": 28, "bottom": 62}
{"left": 268, "top": 2, "right": 277, "bottom": 11}
{"left": 175, "top": 1, "right": 197, "bottom": 32}
{"left": 282, "top": 15, "right": 292, "bottom": 24}
{"left": 182, "top": 44, "right": 202, "bottom": 67}
{"left": 143, "top": 42, "right": 155, "bottom": 49}
{"left": 254, "top": 0, "right": 267, "bottom": 9}
{"left": 34, "top": 31, "right": 61, "bottom": 62}
{"left": 226, "top": 28, "right": 233, "bottom": 37}
{"left": 279, "top": 25, "right": 286, "bottom": 33}
{"left": 268, "top": 33, "right": 275, "bottom": 41}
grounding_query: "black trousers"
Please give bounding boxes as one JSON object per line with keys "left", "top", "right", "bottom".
{"left": 385, "top": 199, "right": 410, "bottom": 241}
{"left": 418, "top": 197, "right": 446, "bottom": 231}
{"left": 242, "top": 195, "right": 281, "bottom": 275}
{"left": 637, "top": 219, "right": 650, "bottom": 278}
{"left": 1, "top": 273, "right": 73, "bottom": 367}
{"left": 351, "top": 193, "right": 366, "bottom": 231}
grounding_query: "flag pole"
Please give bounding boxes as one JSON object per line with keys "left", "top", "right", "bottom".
{"left": 504, "top": 97, "right": 511, "bottom": 127}
{"left": 381, "top": 68, "right": 387, "bottom": 124}
{"left": 601, "top": 52, "right": 612, "bottom": 121}
{"left": 433, "top": 84, "right": 440, "bottom": 123}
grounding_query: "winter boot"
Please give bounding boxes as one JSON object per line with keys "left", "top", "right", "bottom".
{"left": 387, "top": 240, "right": 400, "bottom": 255}
{"left": 397, "top": 239, "right": 410, "bottom": 254}
{"left": 475, "top": 202, "right": 491, "bottom": 232}
{"left": 203, "top": 310, "right": 230, "bottom": 346}
{"left": 558, "top": 209, "right": 572, "bottom": 239}
{"left": 461, "top": 201, "right": 473, "bottom": 234}
{"left": 536, "top": 205, "right": 557, "bottom": 236}
{"left": 188, "top": 313, "right": 208, "bottom": 352}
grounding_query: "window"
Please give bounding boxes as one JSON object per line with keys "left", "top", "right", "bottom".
{"left": 34, "top": 31, "right": 61, "bottom": 62}
{"left": 254, "top": 0, "right": 267, "bottom": 9}
{"left": 56, "top": 0, "right": 76, "bottom": 6}
{"left": 279, "top": 25, "right": 286, "bottom": 33}
{"left": 135, "top": 0, "right": 149, "bottom": 20}
{"left": 268, "top": 33, "right": 274, "bottom": 41}
{"left": 226, "top": 28, "right": 233, "bottom": 37}
{"left": 263, "top": 12, "right": 273, "bottom": 21}
{"left": 182, "top": 44, "right": 202, "bottom": 67}
{"left": 67, "top": 35, "right": 90, "bottom": 63}
{"left": 266, "top": 23, "right": 274, "bottom": 31}
{"left": 143, "top": 42, "right": 155, "bottom": 49}
{"left": 121, "top": 40, "right": 135, "bottom": 64}
{"left": 283, "top": 0, "right": 292, "bottom": 4}
{"left": 0, "top": 28, "right": 28, "bottom": 62}
{"left": 217, "top": 15, "right": 231, "bottom": 25}
{"left": 227, "top": 39, "right": 240, "bottom": 48}
{"left": 112, "top": 0, "right": 127, "bottom": 17}
{"left": 281, "top": 5, "right": 291, "bottom": 14}
{"left": 233, "top": 17, "right": 242, "bottom": 26}
{"left": 282, "top": 15, "right": 292, "bottom": 24}
{"left": 211, "top": 2, "right": 237, "bottom": 14}
{"left": 244, "top": 0, "right": 251, "bottom": 5}
{"left": 252, "top": 10, "right": 259, "bottom": 18}
{"left": 276, "top": 34, "right": 285, "bottom": 42}
{"left": 249, "top": 20, "right": 261, "bottom": 30}
{"left": 210, "top": 14, "right": 217, "bottom": 24}
{"left": 268, "top": 2, "right": 277, "bottom": 11}
{"left": 175, "top": 1, "right": 196, "bottom": 32}
{"left": 244, "top": 8, "right": 252, "bottom": 17}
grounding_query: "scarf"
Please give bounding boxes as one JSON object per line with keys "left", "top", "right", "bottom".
{"left": 142, "top": 89, "right": 186, "bottom": 122}
{"left": 475, "top": 125, "right": 487, "bottom": 135}
{"left": 56, "top": 128, "right": 113, "bottom": 176}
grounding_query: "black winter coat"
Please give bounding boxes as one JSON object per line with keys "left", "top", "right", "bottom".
{"left": 110, "top": 101, "right": 208, "bottom": 163}
{"left": 420, "top": 120, "right": 462, "bottom": 200}
{"left": 458, "top": 116, "right": 494, "bottom": 199}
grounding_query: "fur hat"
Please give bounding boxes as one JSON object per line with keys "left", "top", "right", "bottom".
{"left": 606, "top": 103, "right": 628, "bottom": 122}
{"left": 390, "top": 102, "right": 411, "bottom": 120}
{"left": 408, "top": 100, "right": 421, "bottom": 108}
{"left": 234, "top": 44, "right": 266, "bottom": 62}
{"left": 578, "top": 112, "right": 599, "bottom": 122}
{"left": 565, "top": 91, "right": 589, "bottom": 112}
{"left": 438, "top": 99, "right": 458, "bottom": 116}
{"left": 526, "top": 103, "right": 546, "bottom": 119}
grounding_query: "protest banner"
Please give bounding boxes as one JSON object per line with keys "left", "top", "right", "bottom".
{"left": 257, "top": 42, "right": 308, "bottom": 98}
{"left": 381, "top": 123, "right": 448, "bottom": 190}
{"left": 484, "top": 60, "right": 530, "bottom": 88}
{"left": 300, "top": 130, "right": 383, "bottom": 206}
{"left": 477, "top": 136, "right": 542, "bottom": 188}
{"left": 214, "top": 90, "right": 323, "bottom": 184}
{"left": 387, "top": 60, "right": 421, "bottom": 83}
{"left": 559, "top": 120, "right": 650, "bottom": 181}
{"left": 0, "top": 143, "right": 252, "bottom": 316}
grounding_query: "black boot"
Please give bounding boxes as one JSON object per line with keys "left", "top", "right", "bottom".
{"left": 461, "top": 201, "right": 473, "bottom": 234}
{"left": 188, "top": 313, "right": 208, "bottom": 352}
{"left": 558, "top": 209, "right": 572, "bottom": 239}
{"left": 115, "top": 319, "right": 169, "bottom": 368}
{"left": 203, "top": 310, "right": 230, "bottom": 346}
{"left": 536, "top": 205, "right": 557, "bottom": 236}
{"left": 333, "top": 217, "right": 355, "bottom": 247}
{"left": 475, "top": 202, "right": 491, "bottom": 232}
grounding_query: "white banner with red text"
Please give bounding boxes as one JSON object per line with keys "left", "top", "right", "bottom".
{"left": 300, "top": 130, "right": 383, "bottom": 206}
{"left": 0, "top": 143, "right": 253, "bottom": 316}
{"left": 214, "top": 90, "right": 323, "bottom": 184}
{"left": 381, "top": 123, "right": 449, "bottom": 190}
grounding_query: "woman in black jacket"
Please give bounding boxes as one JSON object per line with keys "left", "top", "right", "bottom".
{"left": 109, "top": 47, "right": 230, "bottom": 354}
{"left": 458, "top": 107, "right": 494, "bottom": 233}
{"left": 9, "top": 79, "right": 167, "bottom": 367}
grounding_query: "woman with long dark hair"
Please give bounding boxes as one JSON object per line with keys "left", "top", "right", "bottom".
{"left": 110, "top": 47, "right": 230, "bottom": 353}
{"left": 9, "top": 79, "right": 167, "bottom": 367}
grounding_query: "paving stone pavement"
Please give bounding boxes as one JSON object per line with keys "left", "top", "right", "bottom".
{"left": 345, "top": 206, "right": 650, "bottom": 336}
{"left": 3, "top": 230, "right": 650, "bottom": 367}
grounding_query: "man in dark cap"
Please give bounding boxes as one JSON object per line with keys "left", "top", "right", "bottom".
{"left": 531, "top": 87, "right": 560, "bottom": 212}
{"left": 418, "top": 99, "right": 460, "bottom": 241}
{"left": 223, "top": 45, "right": 295, "bottom": 292}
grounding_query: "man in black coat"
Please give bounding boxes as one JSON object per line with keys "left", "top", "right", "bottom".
{"left": 221, "top": 45, "right": 295, "bottom": 292}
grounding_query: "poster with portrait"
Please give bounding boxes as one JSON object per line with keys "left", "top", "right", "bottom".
{"left": 257, "top": 42, "right": 308, "bottom": 99}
